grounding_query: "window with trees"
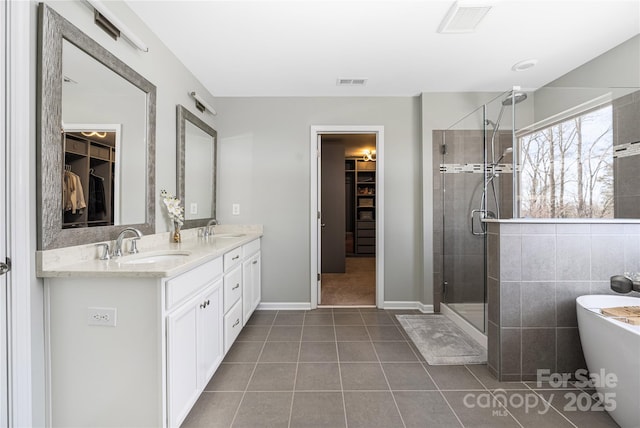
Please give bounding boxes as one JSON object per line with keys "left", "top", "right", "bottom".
{"left": 519, "top": 105, "right": 613, "bottom": 218}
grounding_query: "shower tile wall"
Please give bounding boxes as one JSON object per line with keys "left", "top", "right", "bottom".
{"left": 486, "top": 221, "right": 640, "bottom": 382}
{"left": 613, "top": 90, "right": 640, "bottom": 218}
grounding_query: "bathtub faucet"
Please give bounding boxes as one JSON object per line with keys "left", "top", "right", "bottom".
{"left": 610, "top": 274, "right": 640, "bottom": 294}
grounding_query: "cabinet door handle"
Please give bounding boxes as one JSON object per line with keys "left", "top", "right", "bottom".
{"left": 206, "top": 299, "right": 210, "bottom": 306}
{"left": 252, "top": 260, "right": 258, "bottom": 265}
{"left": 232, "top": 283, "right": 240, "bottom": 290}
{"left": 232, "top": 255, "right": 240, "bottom": 261}
{"left": 233, "top": 319, "right": 240, "bottom": 327}
{"left": 200, "top": 302, "right": 206, "bottom": 309}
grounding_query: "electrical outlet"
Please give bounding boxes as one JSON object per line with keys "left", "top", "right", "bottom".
{"left": 232, "top": 203, "right": 240, "bottom": 215}
{"left": 88, "top": 307, "right": 117, "bottom": 327}
{"left": 190, "top": 202, "right": 198, "bottom": 215}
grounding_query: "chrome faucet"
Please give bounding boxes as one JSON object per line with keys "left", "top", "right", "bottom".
{"left": 204, "top": 219, "right": 219, "bottom": 237}
{"left": 113, "top": 227, "right": 143, "bottom": 257}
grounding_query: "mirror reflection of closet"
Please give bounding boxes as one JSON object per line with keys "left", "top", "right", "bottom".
{"left": 62, "top": 125, "right": 121, "bottom": 228}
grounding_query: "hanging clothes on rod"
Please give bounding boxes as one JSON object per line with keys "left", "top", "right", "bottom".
{"left": 63, "top": 169, "right": 86, "bottom": 214}
{"left": 88, "top": 169, "right": 107, "bottom": 220}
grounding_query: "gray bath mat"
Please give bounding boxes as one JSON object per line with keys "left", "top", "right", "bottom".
{"left": 396, "top": 315, "right": 487, "bottom": 365}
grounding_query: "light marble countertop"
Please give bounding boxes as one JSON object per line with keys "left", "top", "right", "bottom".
{"left": 37, "top": 225, "right": 263, "bottom": 278}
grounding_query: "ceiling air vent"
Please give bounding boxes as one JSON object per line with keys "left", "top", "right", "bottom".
{"left": 337, "top": 78, "right": 368, "bottom": 86}
{"left": 437, "top": 1, "right": 492, "bottom": 34}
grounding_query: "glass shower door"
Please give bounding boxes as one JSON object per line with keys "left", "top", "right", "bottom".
{"left": 441, "top": 104, "right": 488, "bottom": 333}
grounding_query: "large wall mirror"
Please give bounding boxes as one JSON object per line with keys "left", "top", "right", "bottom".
{"left": 176, "top": 105, "right": 217, "bottom": 228}
{"left": 37, "top": 4, "right": 156, "bottom": 250}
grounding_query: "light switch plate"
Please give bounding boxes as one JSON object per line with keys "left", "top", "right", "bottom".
{"left": 232, "top": 203, "right": 240, "bottom": 215}
{"left": 190, "top": 202, "right": 198, "bottom": 214}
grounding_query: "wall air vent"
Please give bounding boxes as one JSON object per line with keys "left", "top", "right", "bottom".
{"left": 337, "top": 78, "right": 368, "bottom": 86}
{"left": 437, "top": 1, "right": 492, "bottom": 34}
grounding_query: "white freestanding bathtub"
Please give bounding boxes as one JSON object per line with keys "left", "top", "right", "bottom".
{"left": 576, "top": 294, "right": 640, "bottom": 428}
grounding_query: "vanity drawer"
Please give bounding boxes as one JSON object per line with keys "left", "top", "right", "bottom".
{"left": 224, "top": 300, "right": 243, "bottom": 353}
{"left": 166, "top": 257, "right": 223, "bottom": 311}
{"left": 223, "top": 265, "right": 242, "bottom": 313}
{"left": 223, "top": 247, "right": 242, "bottom": 271}
{"left": 242, "top": 239, "right": 260, "bottom": 258}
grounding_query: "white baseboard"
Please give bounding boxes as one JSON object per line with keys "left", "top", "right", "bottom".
{"left": 384, "top": 301, "right": 434, "bottom": 313}
{"left": 256, "top": 301, "right": 435, "bottom": 313}
{"left": 256, "top": 302, "right": 312, "bottom": 311}
{"left": 440, "top": 303, "right": 487, "bottom": 349}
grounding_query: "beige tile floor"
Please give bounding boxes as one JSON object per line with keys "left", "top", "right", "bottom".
{"left": 181, "top": 309, "right": 620, "bottom": 428}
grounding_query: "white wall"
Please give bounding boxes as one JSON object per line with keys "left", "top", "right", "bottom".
{"left": 214, "top": 97, "right": 422, "bottom": 304}
{"left": 28, "top": 1, "right": 218, "bottom": 424}
{"left": 533, "top": 35, "right": 640, "bottom": 123}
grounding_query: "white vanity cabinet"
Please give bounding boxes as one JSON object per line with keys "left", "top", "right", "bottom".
{"left": 242, "top": 239, "right": 261, "bottom": 325}
{"left": 166, "top": 276, "right": 223, "bottom": 427}
{"left": 223, "top": 246, "right": 244, "bottom": 353}
{"left": 41, "top": 234, "right": 262, "bottom": 428}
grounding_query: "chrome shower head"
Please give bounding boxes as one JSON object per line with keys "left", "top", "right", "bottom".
{"left": 502, "top": 91, "right": 528, "bottom": 106}
{"left": 492, "top": 147, "right": 513, "bottom": 165}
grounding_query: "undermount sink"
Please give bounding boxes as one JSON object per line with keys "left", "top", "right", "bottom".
{"left": 211, "top": 233, "right": 246, "bottom": 238}
{"left": 117, "top": 250, "right": 192, "bottom": 265}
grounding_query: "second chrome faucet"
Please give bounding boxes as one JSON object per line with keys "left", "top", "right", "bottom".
{"left": 113, "top": 227, "right": 143, "bottom": 257}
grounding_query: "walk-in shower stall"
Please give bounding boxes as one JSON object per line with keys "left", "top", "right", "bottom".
{"left": 434, "top": 90, "right": 524, "bottom": 333}
{"left": 434, "top": 84, "right": 640, "bottom": 334}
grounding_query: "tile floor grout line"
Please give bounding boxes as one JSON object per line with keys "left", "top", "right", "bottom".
{"left": 286, "top": 311, "right": 305, "bottom": 428}
{"left": 332, "top": 309, "right": 349, "bottom": 428}
{"left": 485, "top": 388, "right": 526, "bottom": 428}
{"left": 228, "top": 310, "right": 277, "bottom": 428}
{"left": 410, "top": 342, "right": 466, "bottom": 428}
{"left": 365, "top": 311, "right": 408, "bottom": 428}
{"left": 528, "top": 388, "right": 580, "bottom": 428}
{"left": 433, "top": 389, "right": 466, "bottom": 428}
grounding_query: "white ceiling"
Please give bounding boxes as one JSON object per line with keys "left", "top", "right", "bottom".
{"left": 125, "top": 0, "right": 640, "bottom": 97}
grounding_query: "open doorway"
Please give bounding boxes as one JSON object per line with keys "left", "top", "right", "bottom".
{"left": 319, "top": 133, "right": 377, "bottom": 306}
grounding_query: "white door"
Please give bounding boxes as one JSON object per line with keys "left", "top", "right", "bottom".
{"left": 0, "top": 127, "right": 8, "bottom": 428}
{"left": 315, "top": 134, "right": 322, "bottom": 304}
{"left": 310, "top": 126, "right": 385, "bottom": 309}
{"left": 0, "top": 0, "right": 11, "bottom": 422}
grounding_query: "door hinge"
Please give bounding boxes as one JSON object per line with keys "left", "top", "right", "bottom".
{"left": 317, "top": 211, "right": 321, "bottom": 219}
{"left": 317, "top": 273, "right": 320, "bottom": 281}
{"left": 440, "top": 143, "right": 447, "bottom": 155}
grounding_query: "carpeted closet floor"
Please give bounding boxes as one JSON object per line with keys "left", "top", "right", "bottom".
{"left": 321, "top": 257, "right": 375, "bottom": 305}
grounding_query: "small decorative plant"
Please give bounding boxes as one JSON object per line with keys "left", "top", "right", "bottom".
{"left": 161, "top": 190, "right": 184, "bottom": 242}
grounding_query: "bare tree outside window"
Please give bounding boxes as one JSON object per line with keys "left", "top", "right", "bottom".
{"left": 519, "top": 105, "right": 613, "bottom": 218}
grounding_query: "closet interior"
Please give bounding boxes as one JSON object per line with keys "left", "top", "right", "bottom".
{"left": 63, "top": 131, "right": 116, "bottom": 228}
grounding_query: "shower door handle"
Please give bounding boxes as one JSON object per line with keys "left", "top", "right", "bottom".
{"left": 470, "top": 210, "right": 486, "bottom": 236}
